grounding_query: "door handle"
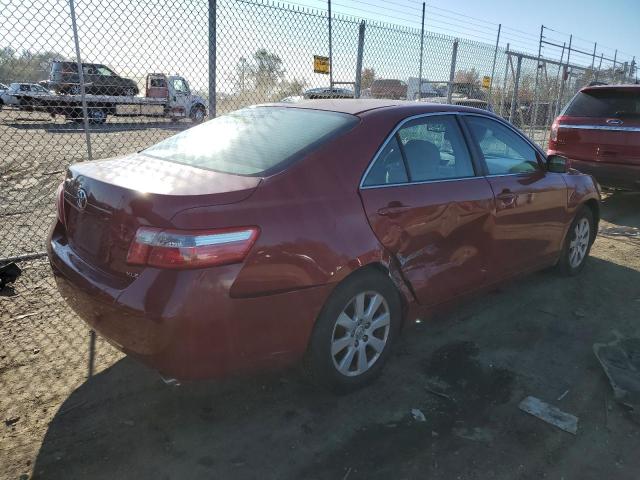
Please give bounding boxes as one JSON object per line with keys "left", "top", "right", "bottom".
{"left": 377, "top": 204, "right": 412, "bottom": 216}
{"left": 496, "top": 191, "right": 517, "bottom": 208}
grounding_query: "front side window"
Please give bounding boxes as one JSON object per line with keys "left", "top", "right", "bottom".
{"left": 465, "top": 116, "right": 540, "bottom": 175}
{"left": 397, "top": 115, "right": 475, "bottom": 181}
{"left": 143, "top": 107, "right": 357, "bottom": 176}
{"left": 173, "top": 79, "right": 189, "bottom": 95}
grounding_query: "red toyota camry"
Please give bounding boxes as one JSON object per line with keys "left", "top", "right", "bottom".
{"left": 48, "top": 100, "right": 600, "bottom": 391}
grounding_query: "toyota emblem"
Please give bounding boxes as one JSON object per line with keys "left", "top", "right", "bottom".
{"left": 76, "top": 188, "right": 88, "bottom": 210}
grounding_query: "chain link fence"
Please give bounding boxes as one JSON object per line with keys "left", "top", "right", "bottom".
{"left": 0, "top": 0, "right": 637, "bottom": 477}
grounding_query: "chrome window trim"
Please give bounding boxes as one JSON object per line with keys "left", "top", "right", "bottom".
{"left": 558, "top": 124, "right": 640, "bottom": 133}
{"left": 359, "top": 111, "right": 475, "bottom": 189}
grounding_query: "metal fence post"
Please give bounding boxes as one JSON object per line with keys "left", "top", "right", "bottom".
{"left": 447, "top": 39, "right": 459, "bottom": 104}
{"left": 595, "top": 53, "right": 603, "bottom": 82}
{"left": 488, "top": 23, "right": 501, "bottom": 99}
{"left": 509, "top": 54, "right": 522, "bottom": 123}
{"left": 328, "top": 0, "right": 333, "bottom": 89}
{"left": 552, "top": 42, "right": 566, "bottom": 118}
{"left": 354, "top": 21, "right": 365, "bottom": 98}
{"left": 557, "top": 34, "right": 571, "bottom": 113}
{"left": 208, "top": 0, "right": 216, "bottom": 118}
{"left": 591, "top": 42, "right": 597, "bottom": 78}
{"left": 417, "top": 2, "right": 425, "bottom": 101}
{"left": 530, "top": 25, "right": 544, "bottom": 134}
{"left": 499, "top": 43, "right": 510, "bottom": 117}
{"left": 68, "top": 0, "right": 92, "bottom": 162}
{"left": 612, "top": 49, "right": 617, "bottom": 83}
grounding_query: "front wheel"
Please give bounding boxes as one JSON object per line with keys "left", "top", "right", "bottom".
{"left": 557, "top": 207, "right": 595, "bottom": 276}
{"left": 306, "top": 270, "right": 402, "bottom": 392}
{"left": 190, "top": 105, "right": 206, "bottom": 123}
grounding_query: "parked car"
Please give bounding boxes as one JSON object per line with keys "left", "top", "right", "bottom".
{"left": 43, "top": 60, "right": 139, "bottom": 96}
{"left": 420, "top": 82, "right": 493, "bottom": 111}
{"left": 0, "top": 82, "right": 51, "bottom": 108}
{"left": 549, "top": 84, "right": 640, "bottom": 190}
{"left": 48, "top": 100, "right": 599, "bottom": 391}
{"left": 303, "top": 87, "right": 354, "bottom": 99}
{"left": 371, "top": 79, "right": 407, "bottom": 99}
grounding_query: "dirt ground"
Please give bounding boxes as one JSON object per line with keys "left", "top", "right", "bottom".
{"left": 0, "top": 190, "right": 638, "bottom": 479}
{"left": 1, "top": 107, "right": 639, "bottom": 479}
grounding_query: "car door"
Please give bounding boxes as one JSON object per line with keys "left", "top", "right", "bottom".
{"left": 359, "top": 114, "right": 496, "bottom": 306}
{"left": 462, "top": 114, "right": 568, "bottom": 280}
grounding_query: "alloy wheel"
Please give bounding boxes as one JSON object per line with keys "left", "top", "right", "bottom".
{"left": 331, "top": 291, "right": 391, "bottom": 377}
{"left": 569, "top": 217, "right": 590, "bottom": 268}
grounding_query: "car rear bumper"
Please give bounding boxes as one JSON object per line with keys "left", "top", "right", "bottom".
{"left": 47, "top": 222, "right": 332, "bottom": 381}
{"left": 560, "top": 156, "right": 640, "bottom": 190}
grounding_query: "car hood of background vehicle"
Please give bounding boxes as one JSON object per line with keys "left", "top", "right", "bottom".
{"left": 70, "top": 152, "right": 261, "bottom": 201}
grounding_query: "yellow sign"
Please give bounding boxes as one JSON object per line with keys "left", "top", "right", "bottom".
{"left": 314, "top": 55, "right": 330, "bottom": 74}
{"left": 482, "top": 76, "right": 491, "bottom": 88}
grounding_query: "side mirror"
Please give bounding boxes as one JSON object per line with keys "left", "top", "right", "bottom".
{"left": 546, "top": 154, "right": 569, "bottom": 173}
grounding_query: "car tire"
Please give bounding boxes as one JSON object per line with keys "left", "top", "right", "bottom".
{"left": 557, "top": 206, "right": 595, "bottom": 276}
{"left": 122, "top": 86, "right": 137, "bottom": 97}
{"left": 68, "top": 84, "right": 81, "bottom": 95}
{"left": 190, "top": 105, "right": 206, "bottom": 124}
{"left": 306, "top": 269, "right": 402, "bottom": 392}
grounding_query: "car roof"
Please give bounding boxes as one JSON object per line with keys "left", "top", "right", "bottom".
{"left": 581, "top": 83, "right": 640, "bottom": 93}
{"left": 263, "top": 99, "right": 492, "bottom": 117}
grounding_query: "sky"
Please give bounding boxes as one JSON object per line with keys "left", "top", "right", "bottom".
{"left": 294, "top": 0, "right": 639, "bottom": 63}
{"left": 1, "top": 0, "right": 636, "bottom": 95}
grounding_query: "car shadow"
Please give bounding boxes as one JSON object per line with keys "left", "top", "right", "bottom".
{"left": 3, "top": 121, "right": 188, "bottom": 134}
{"left": 31, "top": 256, "right": 640, "bottom": 480}
{"left": 600, "top": 191, "right": 640, "bottom": 229}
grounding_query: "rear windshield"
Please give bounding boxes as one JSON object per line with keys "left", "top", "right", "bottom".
{"left": 143, "top": 106, "right": 357, "bottom": 175}
{"left": 564, "top": 89, "right": 640, "bottom": 118}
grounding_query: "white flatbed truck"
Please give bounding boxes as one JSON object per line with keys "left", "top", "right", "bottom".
{"left": 10, "top": 73, "right": 207, "bottom": 124}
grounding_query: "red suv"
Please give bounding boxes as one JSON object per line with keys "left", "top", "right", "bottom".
{"left": 548, "top": 84, "right": 640, "bottom": 190}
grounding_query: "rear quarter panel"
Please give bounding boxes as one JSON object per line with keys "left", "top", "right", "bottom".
{"left": 170, "top": 108, "right": 416, "bottom": 305}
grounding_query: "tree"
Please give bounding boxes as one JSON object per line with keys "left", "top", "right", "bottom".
{"left": 0, "top": 48, "right": 66, "bottom": 84}
{"left": 275, "top": 77, "right": 307, "bottom": 99}
{"left": 361, "top": 67, "right": 375, "bottom": 89}
{"left": 454, "top": 67, "right": 480, "bottom": 85}
{"left": 249, "top": 49, "right": 285, "bottom": 96}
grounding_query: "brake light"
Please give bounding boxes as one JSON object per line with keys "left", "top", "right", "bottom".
{"left": 126, "top": 226, "right": 260, "bottom": 269}
{"left": 55, "top": 182, "right": 66, "bottom": 225}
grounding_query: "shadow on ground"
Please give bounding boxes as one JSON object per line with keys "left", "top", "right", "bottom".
{"left": 32, "top": 255, "right": 640, "bottom": 480}
{"left": 600, "top": 191, "right": 640, "bottom": 229}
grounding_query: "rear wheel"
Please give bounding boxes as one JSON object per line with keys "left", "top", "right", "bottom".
{"left": 122, "top": 86, "right": 137, "bottom": 97}
{"left": 87, "top": 108, "right": 107, "bottom": 124}
{"left": 306, "top": 269, "right": 402, "bottom": 392}
{"left": 557, "top": 207, "right": 594, "bottom": 276}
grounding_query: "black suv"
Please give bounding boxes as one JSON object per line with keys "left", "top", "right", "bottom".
{"left": 44, "top": 61, "right": 139, "bottom": 96}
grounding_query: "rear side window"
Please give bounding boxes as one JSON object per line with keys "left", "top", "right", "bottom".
{"left": 397, "top": 116, "right": 475, "bottom": 181}
{"left": 363, "top": 137, "right": 408, "bottom": 186}
{"left": 564, "top": 89, "right": 640, "bottom": 118}
{"left": 143, "top": 107, "right": 357, "bottom": 175}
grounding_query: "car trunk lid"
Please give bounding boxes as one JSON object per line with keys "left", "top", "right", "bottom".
{"left": 61, "top": 153, "right": 260, "bottom": 278}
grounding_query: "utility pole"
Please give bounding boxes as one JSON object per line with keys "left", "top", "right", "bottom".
{"left": 328, "top": 0, "right": 333, "bottom": 89}
{"left": 530, "top": 24, "right": 544, "bottom": 135}
{"left": 417, "top": 2, "right": 425, "bottom": 100}
{"left": 488, "top": 24, "right": 501, "bottom": 98}
{"left": 208, "top": 0, "right": 216, "bottom": 118}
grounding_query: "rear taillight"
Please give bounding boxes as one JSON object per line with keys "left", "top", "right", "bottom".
{"left": 126, "top": 226, "right": 260, "bottom": 269}
{"left": 55, "top": 182, "right": 66, "bottom": 225}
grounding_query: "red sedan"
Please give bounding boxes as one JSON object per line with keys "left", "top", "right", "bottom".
{"left": 48, "top": 100, "right": 600, "bottom": 391}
